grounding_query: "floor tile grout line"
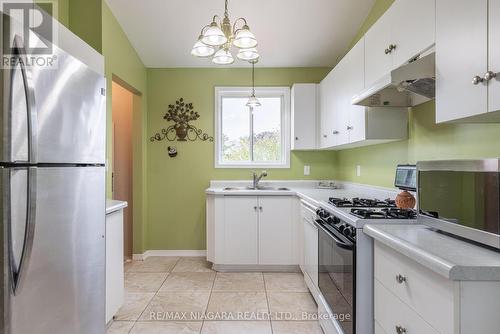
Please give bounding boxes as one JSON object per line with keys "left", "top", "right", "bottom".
{"left": 262, "top": 272, "right": 274, "bottom": 334}
{"left": 200, "top": 270, "right": 218, "bottom": 333}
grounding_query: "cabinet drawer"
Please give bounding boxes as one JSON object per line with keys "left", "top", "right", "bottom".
{"left": 374, "top": 242, "right": 454, "bottom": 334}
{"left": 300, "top": 201, "right": 316, "bottom": 223}
{"left": 375, "top": 279, "right": 440, "bottom": 334}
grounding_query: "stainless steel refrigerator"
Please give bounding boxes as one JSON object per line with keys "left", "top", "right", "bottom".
{"left": 0, "top": 16, "right": 107, "bottom": 334}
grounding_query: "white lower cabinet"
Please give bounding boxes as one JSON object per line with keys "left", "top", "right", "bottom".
{"left": 258, "top": 196, "right": 294, "bottom": 265}
{"left": 374, "top": 241, "right": 500, "bottom": 334}
{"left": 106, "top": 207, "right": 125, "bottom": 324}
{"left": 303, "top": 209, "right": 318, "bottom": 290}
{"left": 223, "top": 196, "right": 259, "bottom": 265}
{"left": 208, "top": 195, "right": 295, "bottom": 267}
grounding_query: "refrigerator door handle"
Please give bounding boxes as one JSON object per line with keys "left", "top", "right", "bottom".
{"left": 9, "top": 167, "right": 37, "bottom": 295}
{"left": 12, "top": 36, "right": 38, "bottom": 163}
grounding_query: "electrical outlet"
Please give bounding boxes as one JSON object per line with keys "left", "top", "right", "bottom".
{"left": 304, "top": 165, "right": 311, "bottom": 176}
{"left": 356, "top": 165, "right": 361, "bottom": 177}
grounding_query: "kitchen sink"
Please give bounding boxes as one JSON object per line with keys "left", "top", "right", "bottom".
{"left": 222, "top": 186, "right": 291, "bottom": 191}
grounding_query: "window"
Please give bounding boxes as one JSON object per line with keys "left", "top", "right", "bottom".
{"left": 215, "top": 87, "right": 290, "bottom": 168}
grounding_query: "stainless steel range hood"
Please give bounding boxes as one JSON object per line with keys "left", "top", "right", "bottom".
{"left": 352, "top": 50, "right": 435, "bottom": 107}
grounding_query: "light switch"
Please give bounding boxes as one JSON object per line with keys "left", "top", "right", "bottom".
{"left": 304, "top": 165, "right": 311, "bottom": 176}
{"left": 356, "top": 165, "right": 361, "bottom": 177}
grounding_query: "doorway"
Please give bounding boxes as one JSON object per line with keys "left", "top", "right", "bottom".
{"left": 112, "top": 81, "right": 134, "bottom": 260}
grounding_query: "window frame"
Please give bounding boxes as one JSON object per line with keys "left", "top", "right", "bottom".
{"left": 214, "top": 86, "right": 291, "bottom": 169}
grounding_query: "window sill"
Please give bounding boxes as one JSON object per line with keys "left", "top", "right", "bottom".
{"left": 215, "top": 163, "right": 291, "bottom": 169}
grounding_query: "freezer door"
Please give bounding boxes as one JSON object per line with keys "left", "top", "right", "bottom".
{"left": 1, "top": 166, "right": 105, "bottom": 334}
{"left": 32, "top": 44, "right": 106, "bottom": 164}
{"left": 1, "top": 33, "right": 106, "bottom": 164}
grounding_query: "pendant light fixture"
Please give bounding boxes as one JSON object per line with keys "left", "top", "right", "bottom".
{"left": 191, "top": 0, "right": 260, "bottom": 65}
{"left": 246, "top": 61, "right": 261, "bottom": 108}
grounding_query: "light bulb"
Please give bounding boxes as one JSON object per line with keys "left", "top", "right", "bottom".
{"left": 213, "top": 49, "right": 234, "bottom": 65}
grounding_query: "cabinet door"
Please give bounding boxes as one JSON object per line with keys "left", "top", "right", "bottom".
{"left": 391, "top": 0, "right": 435, "bottom": 68}
{"left": 436, "top": 0, "right": 488, "bottom": 122}
{"left": 332, "top": 58, "right": 349, "bottom": 146}
{"left": 224, "top": 197, "right": 258, "bottom": 264}
{"left": 319, "top": 72, "right": 336, "bottom": 148}
{"left": 345, "top": 38, "right": 367, "bottom": 144}
{"left": 489, "top": 0, "right": 500, "bottom": 112}
{"left": 258, "top": 197, "right": 294, "bottom": 265}
{"left": 304, "top": 219, "right": 318, "bottom": 288}
{"left": 291, "top": 84, "right": 317, "bottom": 150}
{"left": 364, "top": 9, "right": 393, "bottom": 88}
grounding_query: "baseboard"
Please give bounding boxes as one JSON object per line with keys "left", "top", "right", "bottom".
{"left": 212, "top": 264, "right": 300, "bottom": 272}
{"left": 132, "top": 250, "right": 207, "bottom": 260}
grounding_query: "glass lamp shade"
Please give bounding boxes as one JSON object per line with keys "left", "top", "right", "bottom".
{"left": 191, "top": 40, "right": 215, "bottom": 57}
{"left": 236, "top": 47, "right": 260, "bottom": 61}
{"left": 233, "top": 27, "right": 257, "bottom": 49}
{"left": 246, "top": 94, "right": 261, "bottom": 108}
{"left": 212, "top": 49, "right": 234, "bottom": 65}
{"left": 201, "top": 24, "right": 228, "bottom": 46}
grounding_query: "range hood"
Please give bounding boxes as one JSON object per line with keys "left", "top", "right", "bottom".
{"left": 352, "top": 50, "right": 435, "bottom": 107}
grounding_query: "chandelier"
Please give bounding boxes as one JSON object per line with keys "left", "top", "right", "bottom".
{"left": 191, "top": 0, "right": 259, "bottom": 65}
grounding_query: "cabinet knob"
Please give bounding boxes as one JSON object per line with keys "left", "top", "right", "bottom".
{"left": 323, "top": 134, "right": 327, "bottom": 138}
{"left": 484, "top": 71, "right": 498, "bottom": 81}
{"left": 259, "top": 206, "right": 263, "bottom": 211}
{"left": 332, "top": 130, "right": 339, "bottom": 135}
{"left": 472, "top": 75, "right": 484, "bottom": 85}
{"left": 254, "top": 206, "right": 258, "bottom": 211}
{"left": 395, "top": 325, "right": 407, "bottom": 334}
{"left": 396, "top": 274, "right": 407, "bottom": 284}
{"left": 385, "top": 44, "right": 396, "bottom": 54}
{"left": 347, "top": 126, "right": 353, "bottom": 130}
{"left": 295, "top": 137, "right": 299, "bottom": 140}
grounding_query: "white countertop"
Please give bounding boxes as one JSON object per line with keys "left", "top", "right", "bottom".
{"left": 364, "top": 224, "right": 500, "bottom": 281}
{"left": 106, "top": 200, "right": 128, "bottom": 215}
{"left": 206, "top": 180, "right": 402, "bottom": 210}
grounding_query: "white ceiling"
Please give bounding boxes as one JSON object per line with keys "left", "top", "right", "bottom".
{"left": 105, "top": 0, "right": 374, "bottom": 68}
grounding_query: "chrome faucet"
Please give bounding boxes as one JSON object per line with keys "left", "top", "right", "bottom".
{"left": 252, "top": 171, "right": 268, "bottom": 189}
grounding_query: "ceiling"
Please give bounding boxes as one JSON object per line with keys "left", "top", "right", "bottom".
{"left": 105, "top": 0, "right": 374, "bottom": 68}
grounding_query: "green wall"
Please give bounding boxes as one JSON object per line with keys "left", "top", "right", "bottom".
{"left": 146, "top": 68, "right": 334, "bottom": 250}
{"left": 333, "top": 0, "right": 500, "bottom": 188}
{"left": 102, "top": 2, "right": 148, "bottom": 254}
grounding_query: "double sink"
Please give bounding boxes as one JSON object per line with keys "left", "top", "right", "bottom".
{"left": 223, "top": 186, "right": 291, "bottom": 191}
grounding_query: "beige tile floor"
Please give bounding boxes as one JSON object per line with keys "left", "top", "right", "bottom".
{"left": 107, "top": 256, "right": 324, "bottom": 334}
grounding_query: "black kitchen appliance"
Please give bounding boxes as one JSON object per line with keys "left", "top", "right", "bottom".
{"left": 315, "top": 209, "right": 355, "bottom": 334}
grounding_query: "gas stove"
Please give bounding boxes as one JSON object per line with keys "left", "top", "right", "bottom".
{"left": 350, "top": 207, "right": 417, "bottom": 220}
{"left": 328, "top": 197, "right": 396, "bottom": 208}
{"left": 328, "top": 197, "right": 416, "bottom": 220}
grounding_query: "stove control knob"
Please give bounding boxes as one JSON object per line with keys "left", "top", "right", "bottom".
{"left": 344, "top": 226, "right": 355, "bottom": 238}
{"left": 326, "top": 216, "right": 335, "bottom": 224}
{"left": 333, "top": 216, "right": 341, "bottom": 224}
{"left": 338, "top": 224, "right": 346, "bottom": 232}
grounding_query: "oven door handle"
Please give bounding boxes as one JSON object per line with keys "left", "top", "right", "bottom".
{"left": 315, "top": 220, "right": 354, "bottom": 251}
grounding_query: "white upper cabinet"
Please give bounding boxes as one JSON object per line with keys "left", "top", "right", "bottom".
{"left": 489, "top": 0, "right": 500, "bottom": 113}
{"left": 319, "top": 72, "right": 337, "bottom": 148}
{"left": 365, "top": 0, "right": 435, "bottom": 88}
{"left": 436, "top": 0, "right": 500, "bottom": 122}
{"left": 365, "top": 10, "right": 394, "bottom": 88}
{"left": 318, "top": 37, "right": 408, "bottom": 150}
{"left": 291, "top": 84, "right": 318, "bottom": 150}
{"left": 391, "top": 0, "right": 436, "bottom": 68}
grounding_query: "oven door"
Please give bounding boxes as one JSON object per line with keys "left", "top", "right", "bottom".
{"left": 316, "top": 220, "right": 355, "bottom": 334}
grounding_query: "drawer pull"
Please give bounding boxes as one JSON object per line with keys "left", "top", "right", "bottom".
{"left": 395, "top": 325, "right": 407, "bottom": 334}
{"left": 396, "top": 274, "right": 407, "bottom": 284}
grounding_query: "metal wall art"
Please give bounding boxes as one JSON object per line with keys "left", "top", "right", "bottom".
{"left": 150, "top": 98, "right": 214, "bottom": 143}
